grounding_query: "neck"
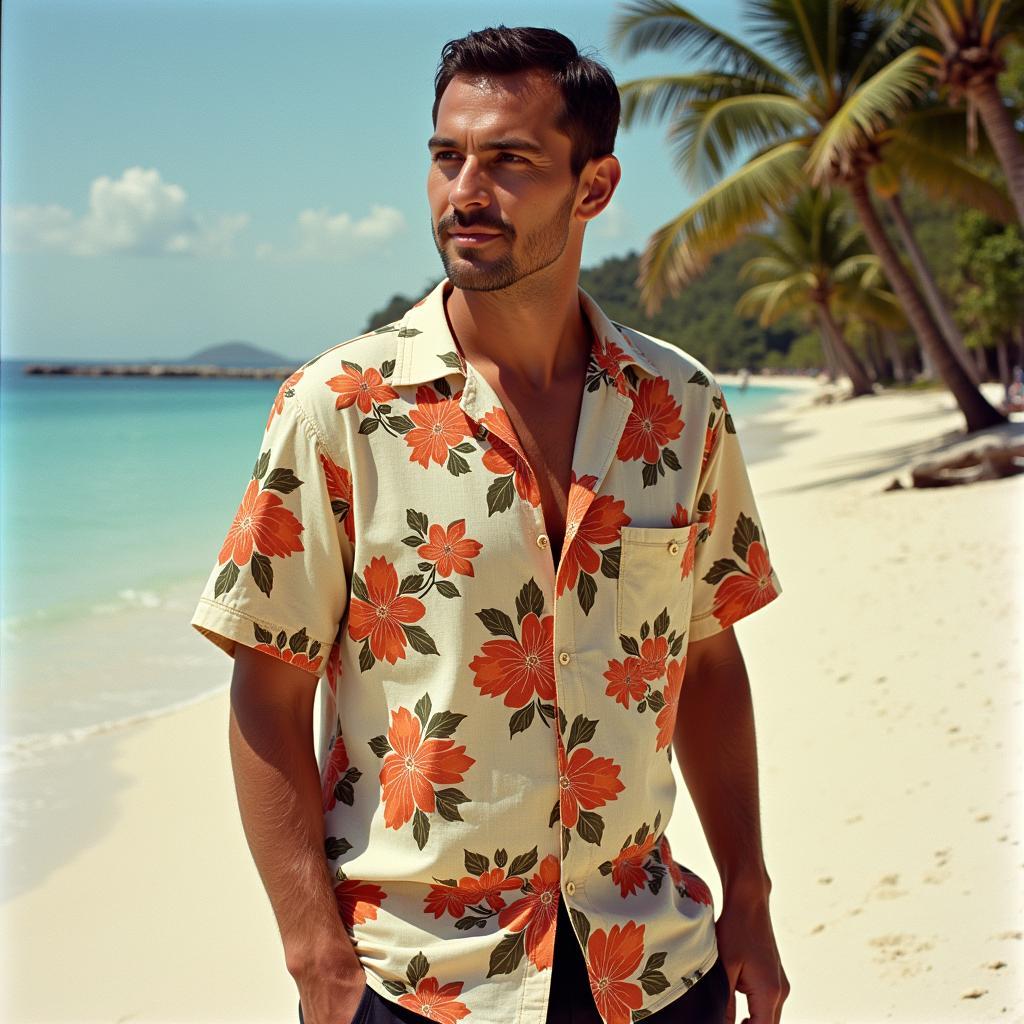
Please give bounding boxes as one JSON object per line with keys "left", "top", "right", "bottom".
{"left": 442, "top": 263, "right": 592, "bottom": 392}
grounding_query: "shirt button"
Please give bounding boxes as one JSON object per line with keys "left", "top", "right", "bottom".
{"left": 537, "top": 534, "right": 549, "bottom": 548}
{"left": 565, "top": 881, "right": 576, "bottom": 896}
{"left": 558, "top": 651, "right": 571, "bottom": 666}
{"left": 668, "top": 541, "right": 679, "bottom": 555}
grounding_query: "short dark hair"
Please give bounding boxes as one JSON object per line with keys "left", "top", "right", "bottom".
{"left": 432, "top": 26, "right": 620, "bottom": 178}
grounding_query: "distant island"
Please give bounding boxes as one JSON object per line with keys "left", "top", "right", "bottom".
{"left": 22, "top": 340, "right": 298, "bottom": 379}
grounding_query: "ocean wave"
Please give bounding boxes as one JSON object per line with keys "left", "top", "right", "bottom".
{"left": 0, "top": 681, "right": 229, "bottom": 771}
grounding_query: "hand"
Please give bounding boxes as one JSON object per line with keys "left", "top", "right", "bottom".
{"left": 714, "top": 894, "right": 789, "bottom": 1024}
{"left": 296, "top": 968, "right": 367, "bottom": 1024}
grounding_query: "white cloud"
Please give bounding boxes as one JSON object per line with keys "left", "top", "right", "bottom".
{"left": 258, "top": 204, "right": 406, "bottom": 260}
{"left": 2, "top": 166, "right": 249, "bottom": 257}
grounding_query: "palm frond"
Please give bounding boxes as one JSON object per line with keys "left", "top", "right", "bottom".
{"left": 617, "top": 73, "right": 790, "bottom": 129}
{"left": 883, "top": 131, "right": 1016, "bottom": 220}
{"left": 638, "top": 141, "right": 809, "bottom": 312}
{"left": 666, "top": 93, "right": 810, "bottom": 188}
{"left": 736, "top": 274, "right": 816, "bottom": 325}
{"left": 610, "top": 0, "right": 798, "bottom": 89}
{"left": 805, "top": 46, "right": 932, "bottom": 182}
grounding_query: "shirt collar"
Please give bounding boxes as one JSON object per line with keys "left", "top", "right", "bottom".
{"left": 391, "top": 278, "right": 660, "bottom": 387}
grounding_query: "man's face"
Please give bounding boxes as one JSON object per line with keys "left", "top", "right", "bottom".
{"left": 427, "top": 70, "right": 582, "bottom": 292}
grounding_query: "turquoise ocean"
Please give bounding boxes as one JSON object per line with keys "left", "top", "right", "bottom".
{"left": 0, "top": 360, "right": 802, "bottom": 752}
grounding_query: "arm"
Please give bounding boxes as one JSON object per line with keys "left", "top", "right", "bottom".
{"left": 228, "top": 644, "right": 365, "bottom": 1024}
{"left": 673, "top": 625, "right": 789, "bottom": 1024}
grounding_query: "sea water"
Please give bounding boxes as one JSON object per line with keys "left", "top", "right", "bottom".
{"left": 0, "top": 360, "right": 800, "bottom": 749}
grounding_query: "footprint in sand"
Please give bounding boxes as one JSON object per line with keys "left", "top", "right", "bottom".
{"left": 871, "top": 874, "right": 907, "bottom": 900}
{"left": 868, "top": 933, "right": 935, "bottom": 978}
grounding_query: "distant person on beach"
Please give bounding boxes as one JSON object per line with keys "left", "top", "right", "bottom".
{"left": 1003, "top": 365, "right": 1024, "bottom": 414}
{"left": 191, "top": 25, "right": 788, "bottom": 1024}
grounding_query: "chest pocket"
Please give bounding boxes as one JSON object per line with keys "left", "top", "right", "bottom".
{"left": 616, "top": 523, "right": 705, "bottom": 642}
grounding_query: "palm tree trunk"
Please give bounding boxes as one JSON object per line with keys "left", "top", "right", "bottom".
{"left": 848, "top": 176, "right": 1005, "bottom": 430}
{"left": 971, "top": 80, "right": 1024, "bottom": 225}
{"left": 881, "top": 328, "right": 907, "bottom": 383}
{"left": 973, "top": 344, "right": 988, "bottom": 379}
{"left": 996, "top": 337, "right": 1010, "bottom": 389}
{"left": 883, "top": 193, "right": 981, "bottom": 385}
{"left": 816, "top": 301, "right": 874, "bottom": 396}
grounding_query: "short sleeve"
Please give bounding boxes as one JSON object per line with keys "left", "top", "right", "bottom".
{"left": 688, "top": 384, "right": 782, "bottom": 643}
{"left": 190, "top": 388, "right": 352, "bottom": 678}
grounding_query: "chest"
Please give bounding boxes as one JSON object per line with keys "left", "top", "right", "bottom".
{"left": 490, "top": 381, "right": 584, "bottom": 564}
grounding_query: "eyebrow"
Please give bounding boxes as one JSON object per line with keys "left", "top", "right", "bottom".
{"left": 427, "top": 135, "right": 545, "bottom": 156}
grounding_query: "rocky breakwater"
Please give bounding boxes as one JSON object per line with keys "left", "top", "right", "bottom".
{"left": 22, "top": 363, "right": 297, "bottom": 379}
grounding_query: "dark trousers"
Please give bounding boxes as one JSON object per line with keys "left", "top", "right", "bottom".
{"left": 300, "top": 899, "right": 729, "bottom": 1024}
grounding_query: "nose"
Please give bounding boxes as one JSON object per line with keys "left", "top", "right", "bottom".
{"left": 449, "top": 155, "right": 490, "bottom": 213}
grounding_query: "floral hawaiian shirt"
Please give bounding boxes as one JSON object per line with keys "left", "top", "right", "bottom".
{"left": 191, "top": 277, "right": 782, "bottom": 1024}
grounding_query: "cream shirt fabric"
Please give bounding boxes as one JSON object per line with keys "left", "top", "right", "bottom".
{"left": 191, "top": 278, "right": 782, "bottom": 1024}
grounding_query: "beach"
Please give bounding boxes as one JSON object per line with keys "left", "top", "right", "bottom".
{"left": 3, "top": 376, "right": 1021, "bottom": 1023}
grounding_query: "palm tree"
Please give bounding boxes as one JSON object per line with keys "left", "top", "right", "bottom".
{"left": 879, "top": 0, "right": 1024, "bottom": 223}
{"left": 611, "top": 0, "right": 1008, "bottom": 430}
{"left": 736, "top": 188, "right": 896, "bottom": 395}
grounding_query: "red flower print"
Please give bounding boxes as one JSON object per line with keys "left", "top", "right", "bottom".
{"left": 217, "top": 478, "right": 304, "bottom": 566}
{"left": 610, "top": 831, "right": 658, "bottom": 898}
{"left": 616, "top": 377, "right": 683, "bottom": 465}
{"left": 595, "top": 336, "right": 630, "bottom": 383}
{"left": 405, "top": 385, "right": 475, "bottom": 469}
{"left": 586, "top": 921, "right": 646, "bottom": 1024}
{"left": 423, "top": 884, "right": 471, "bottom": 920}
{"left": 347, "top": 556, "right": 426, "bottom": 664}
{"left": 480, "top": 408, "right": 541, "bottom": 507}
{"left": 469, "top": 611, "right": 555, "bottom": 708}
{"left": 327, "top": 363, "right": 398, "bottom": 414}
{"left": 266, "top": 369, "right": 304, "bottom": 429}
{"left": 464, "top": 868, "right": 524, "bottom": 911}
{"left": 702, "top": 410, "right": 721, "bottom": 477}
{"left": 253, "top": 641, "right": 323, "bottom": 673}
{"left": 710, "top": 539, "right": 779, "bottom": 632}
{"left": 557, "top": 736, "right": 625, "bottom": 829}
{"left": 497, "top": 853, "right": 560, "bottom": 970}
{"left": 417, "top": 519, "right": 482, "bottom": 577}
{"left": 670, "top": 505, "right": 700, "bottom": 579}
{"left": 656, "top": 657, "right": 686, "bottom": 751}
{"left": 658, "top": 836, "right": 684, "bottom": 888}
{"left": 636, "top": 634, "right": 669, "bottom": 683}
{"left": 320, "top": 450, "right": 354, "bottom": 545}
{"left": 396, "top": 977, "right": 471, "bottom": 1023}
{"left": 603, "top": 657, "right": 647, "bottom": 709}
{"left": 321, "top": 733, "right": 350, "bottom": 812}
{"left": 679, "top": 869, "right": 713, "bottom": 906}
{"left": 657, "top": 836, "right": 713, "bottom": 905}
{"left": 704, "top": 490, "right": 718, "bottom": 535}
{"left": 558, "top": 488, "right": 629, "bottom": 593}
{"left": 333, "top": 876, "right": 387, "bottom": 929}
{"left": 380, "top": 706, "right": 474, "bottom": 830}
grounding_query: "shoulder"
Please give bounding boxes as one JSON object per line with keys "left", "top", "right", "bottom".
{"left": 611, "top": 318, "right": 724, "bottom": 407}
{"left": 269, "top": 316, "right": 412, "bottom": 444}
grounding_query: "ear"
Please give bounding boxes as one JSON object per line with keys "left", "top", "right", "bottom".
{"left": 575, "top": 154, "right": 621, "bottom": 224}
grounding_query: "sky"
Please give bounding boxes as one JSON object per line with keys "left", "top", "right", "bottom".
{"left": 1, "top": 0, "right": 745, "bottom": 361}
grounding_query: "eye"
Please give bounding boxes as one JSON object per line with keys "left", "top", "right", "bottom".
{"left": 432, "top": 151, "right": 460, "bottom": 162}
{"left": 498, "top": 153, "right": 527, "bottom": 163}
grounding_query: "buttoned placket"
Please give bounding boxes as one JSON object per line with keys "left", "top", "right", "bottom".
{"left": 453, "top": 343, "right": 637, "bottom": 955}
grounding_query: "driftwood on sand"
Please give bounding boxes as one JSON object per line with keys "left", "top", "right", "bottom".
{"left": 885, "top": 440, "right": 1024, "bottom": 489}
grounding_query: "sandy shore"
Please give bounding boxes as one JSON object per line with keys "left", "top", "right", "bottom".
{"left": 3, "top": 377, "right": 1021, "bottom": 1023}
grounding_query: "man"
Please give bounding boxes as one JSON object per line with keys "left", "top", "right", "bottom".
{"left": 191, "top": 25, "right": 788, "bottom": 1024}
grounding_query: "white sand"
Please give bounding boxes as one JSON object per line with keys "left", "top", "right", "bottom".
{"left": 3, "top": 378, "right": 1021, "bottom": 1024}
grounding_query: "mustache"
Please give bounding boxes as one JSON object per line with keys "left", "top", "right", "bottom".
{"left": 438, "top": 213, "right": 513, "bottom": 237}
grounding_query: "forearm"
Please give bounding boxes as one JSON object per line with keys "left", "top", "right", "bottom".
{"left": 228, "top": 681, "right": 360, "bottom": 982}
{"left": 673, "top": 643, "right": 771, "bottom": 904}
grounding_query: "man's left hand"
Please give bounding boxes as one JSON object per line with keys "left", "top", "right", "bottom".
{"left": 714, "top": 894, "right": 789, "bottom": 1024}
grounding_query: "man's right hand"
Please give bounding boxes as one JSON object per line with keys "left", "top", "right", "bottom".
{"left": 296, "top": 968, "right": 368, "bottom": 1024}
